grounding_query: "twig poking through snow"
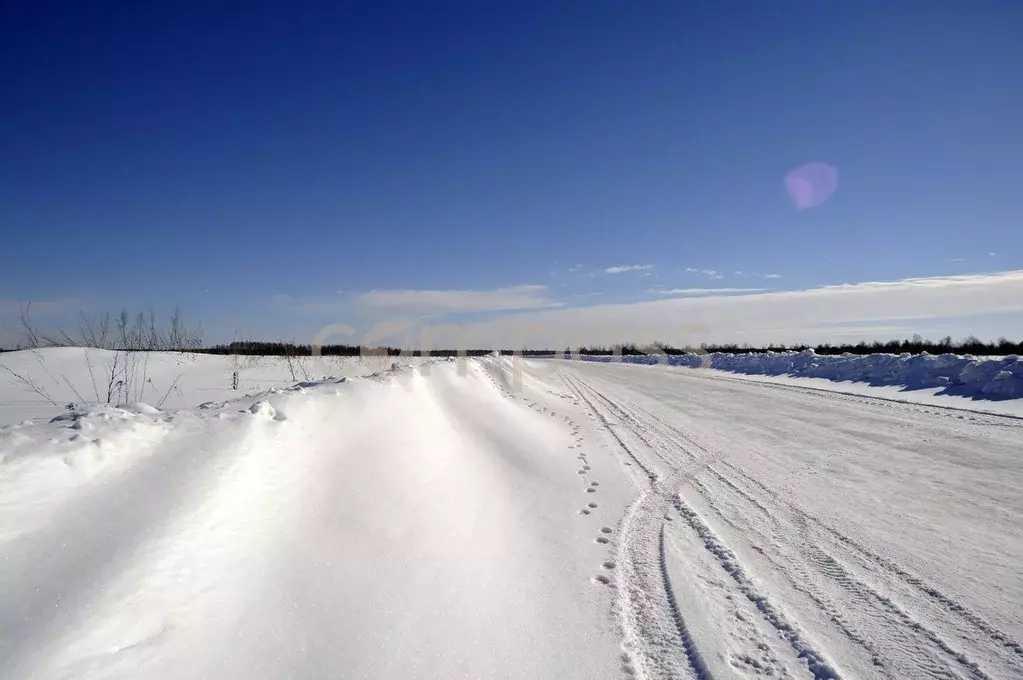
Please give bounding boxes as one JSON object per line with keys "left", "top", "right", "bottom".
{"left": 61, "top": 374, "right": 89, "bottom": 410}
{"left": 157, "top": 374, "right": 182, "bottom": 409}
{"left": 0, "top": 363, "right": 57, "bottom": 406}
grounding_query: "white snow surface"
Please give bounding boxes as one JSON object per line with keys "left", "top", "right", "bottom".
{"left": 578, "top": 349, "right": 1023, "bottom": 401}
{"left": 1, "top": 352, "right": 1021, "bottom": 679}
{"left": 0, "top": 348, "right": 418, "bottom": 427}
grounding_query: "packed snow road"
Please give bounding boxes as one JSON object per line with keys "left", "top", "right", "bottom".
{"left": 1, "top": 357, "right": 1020, "bottom": 679}
{"left": 554, "top": 359, "right": 1023, "bottom": 680}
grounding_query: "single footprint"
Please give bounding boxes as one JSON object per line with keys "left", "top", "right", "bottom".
{"left": 593, "top": 575, "right": 611, "bottom": 585}
{"left": 580, "top": 508, "right": 591, "bottom": 515}
{"left": 582, "top": 465, "right": 590, "bottom": 471}
{"left": 590, "top": 481, "right": 599, "bottom": 487}
{"left": 578, "top": 470, "right": 587, "bottom": 474}
{"left": 600, "top": 526, "right": 613, "bottom": 534}
{"left": 587, "top": 502, "right": 597, "bottom": 508}
{"left": 595, "top": 536, "right": 610, "bottom": 544}
{"left": 586, "top": 487, "right": 597, "bottom": 493}
{"left": 602, "top": 560, "right": 616, "bottom": 570}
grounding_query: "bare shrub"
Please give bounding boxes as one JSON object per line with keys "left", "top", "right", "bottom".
{"left": 277, "top": 339, "right": 312, "bottom": 382}
{"left": 11, "top": 303, "right": 204, "bottom": 408}
{"left": 0, "top": 361, "right": 57, "bottom": 406}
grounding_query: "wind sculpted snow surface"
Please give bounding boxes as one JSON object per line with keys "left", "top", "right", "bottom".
{"left": 1, "top": 355, "right": 1021, "bottom": 679}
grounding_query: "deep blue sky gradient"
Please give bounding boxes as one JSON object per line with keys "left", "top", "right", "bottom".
{"left": 2, "top": 1, "right": 1022, "bottom": 341}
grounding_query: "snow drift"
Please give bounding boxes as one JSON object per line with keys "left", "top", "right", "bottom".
{"left": 577, "top": 350, "right": 1023, "bottom": 400}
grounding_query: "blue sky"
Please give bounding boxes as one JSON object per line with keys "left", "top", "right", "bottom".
{"left": 2, "top": 1, "right": 1022, "bottom": 347}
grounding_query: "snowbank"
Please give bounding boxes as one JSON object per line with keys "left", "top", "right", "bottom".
{"left": 577, "top": 350, "right": 1023, "bottom": 401}
{"left": 0, "top": 358, "right": 631, "bottom": 679}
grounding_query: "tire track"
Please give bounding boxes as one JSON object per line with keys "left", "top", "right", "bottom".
{"left": 687, "top": 449, "right": 1007, "bottom": 678}
{"left": 659, "top": 524, "right": 713, "bottom": 680}
{"left": 631, "top": 396, "right": 1022, "bottom": 674}
{"left": 565, "top": 367, "right": 1016, "bottom": 680}
{"left": 817, "top": 522, "right": 1023, "bottom": 664}
{"left": 560, "top": 372, "right": 658, "bottom": 484}
{"left": 562, "top": 369, "right": 843, "bottom": 680}
{"left": 672, "top": 496, "right": 840, "bottom": 680}
{"left": 559, "top": 370, "right": 712, "bottom": 680}
{"left": 713, "top": 457, "right": 1023, "bottom": 668}
{"left": 690, "top": 477, "right": 888, "bottom": 674}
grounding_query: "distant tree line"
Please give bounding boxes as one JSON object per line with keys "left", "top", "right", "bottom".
{"left": 7, "top": 336, "right": 1023, "bottom": 356}
{"left": 195, "top": 341, "right": 561, "bottom": 357}
{"left": 186, "top": 335, "right": 1023, "bottom": 357}
{"left": 571, "top": 335, "right": 1023, "bottom": 356}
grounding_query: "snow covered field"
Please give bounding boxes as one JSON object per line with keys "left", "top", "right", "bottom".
{"left": 1, "top": 351, "right": 1021, "bottom": 679}
{"left": 0, "top": 348, "right": 415, "bottom": 427}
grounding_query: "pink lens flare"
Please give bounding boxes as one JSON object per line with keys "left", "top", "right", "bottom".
{"left": 784, "top": 162, "right": 838, "bottom": 209}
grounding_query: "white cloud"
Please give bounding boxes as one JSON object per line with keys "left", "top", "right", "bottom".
{"left": 272, "top": 285, "right": 561, "bottom": 317}
{"left": 764, "top": 274, "right": 782, "bottom": 279}
{"left": 950, "top": 258, "right": 965, "bottom": 263}
{"left": 354, "top": 285, "right": 560, "bottom": 314}
{"left": 685, "top": 268, "right": 720, "bottom": 277}
{"left": 393, "top": 270, "right": 1023, "bottom": 348}
{"left": 568, "top": 263, "right": 584, "bottom": 272}
{"left": 654, "top": 288, "right": 765, "bottom": 296}
{"left": 604, "top": 264, "right": 655, "bottom": 274}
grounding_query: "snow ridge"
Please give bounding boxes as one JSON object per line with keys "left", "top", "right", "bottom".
{"left": 577, "top": 350, "right": 1023, "bottom": 400}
